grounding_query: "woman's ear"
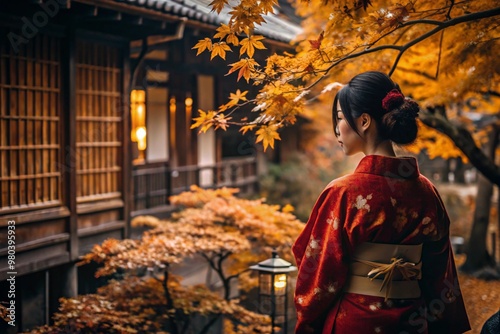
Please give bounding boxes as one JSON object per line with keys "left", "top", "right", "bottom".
{"left": 358, "top": 113, "right": 372, "bottom": 132}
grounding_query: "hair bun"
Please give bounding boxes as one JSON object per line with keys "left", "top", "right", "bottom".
{"left": 380, "top": 99, "right": 420, "bottom": 145}
{"left": 382, "top": 89, "right": 405, "bottom": 111}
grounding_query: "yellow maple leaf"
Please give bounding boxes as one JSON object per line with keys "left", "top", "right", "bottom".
{"left": 239, "top": 35, "right": 266, "bottom": 58}
{"left": 228, "top": 89, "right": 248, "bottom": 106}
{"left": 208, "top": 0, "right": 228, "bottom": 14}
{"left": 211, "top": 42, "right": 232, "bottom": 60}
{"left": 192, "top": 38, "right": 212, "bottom": 56}
{"left": 255, "top": 124, "right": 281, "bottom": 151}
{"left": 214, "top": 24, "right": 231, "bottom": 39}
{"left": 191, "top": 110, "right": 217, "bottom": 133}
{"left": 239, "top": 124, "right": 257, "bottom": 135}
{"left": 259, "top": 0, "right": 278, "bottom": 14}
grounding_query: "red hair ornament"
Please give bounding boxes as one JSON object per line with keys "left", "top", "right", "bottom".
{"left": 382, "top": 89, "right": 405, "bottom": 111}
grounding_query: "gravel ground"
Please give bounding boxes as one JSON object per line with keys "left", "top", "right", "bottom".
{"left": 456, "top": 255, "right": 500, "bottom": 333}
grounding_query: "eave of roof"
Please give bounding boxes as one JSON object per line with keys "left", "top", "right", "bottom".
{"left": 114, "top": 0, "right": 303, "bottom": 43}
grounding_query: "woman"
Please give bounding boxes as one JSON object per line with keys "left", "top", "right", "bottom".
{"left": 292, "top": 71, "right": 470, "bottom": 333}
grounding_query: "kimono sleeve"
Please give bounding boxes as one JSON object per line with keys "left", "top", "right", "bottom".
{"left": 292, "top": 185, "right": 349, "bottom": 333}
{"left": 420, "top": 189, "right": 470, "bottom": 333}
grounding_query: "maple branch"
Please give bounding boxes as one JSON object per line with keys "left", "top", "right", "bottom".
{"left": 299, "top": 6, "right": 500, "bottom": 90}
{"left": 419, "top": 110, "right": 500, "bottom": 186}
{"left": 201, "top": 251, "right": 232, "bottom": 300}
{"left": 227, "top": 268, "right": 251, "bottom": 283}
{"left": 397, "top": 67, "right": 437, "bottom": 81}
{"left": 446, "top": 0, "right": 455, "bottom": 20}
{"left": 486, "top": 90, "right": 500, "bottom": 98}
{"left": 162, "top": 267, "right": 180, "bottom": 334}
{"left": 388, "top": 7, "right": 500, "bottom": 75}
{"left": 435, "top": 30, "right": 445, "bottom": 79}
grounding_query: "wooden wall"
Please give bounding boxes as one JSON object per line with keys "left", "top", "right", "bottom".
{"left": 0, "top": 27, "right": 130, "bottom": 281}
{"left": 0, "top": 30, "right": 70, "bottom": 280}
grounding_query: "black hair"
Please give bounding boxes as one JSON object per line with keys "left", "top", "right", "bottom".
{"left": 332, "top": 71, "right": 419, "bottom": 145}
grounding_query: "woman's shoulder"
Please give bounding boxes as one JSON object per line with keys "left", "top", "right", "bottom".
{"left": 324, "top": 173, "right": 356, "bottom": 190}
{"left": 325, "top": 170, "right": 381, "bottom": 190}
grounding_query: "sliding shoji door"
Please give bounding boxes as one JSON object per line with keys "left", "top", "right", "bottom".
{"left": 0, "top": 32, "right": 62, "bottom": 211}
{"left": 75, "top": 40, "right": 122, "bottom": 202}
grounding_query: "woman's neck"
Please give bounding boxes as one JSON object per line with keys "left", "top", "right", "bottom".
{"left": 364, "top": 140, "right": 396, "bottom": 157}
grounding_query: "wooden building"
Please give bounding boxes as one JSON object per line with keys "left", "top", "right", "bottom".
{"left": 0, "top": 0, "right": 301, "bottom": 332}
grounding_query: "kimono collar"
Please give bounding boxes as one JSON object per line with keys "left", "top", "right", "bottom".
{"left": 354, "top": 155, "right": 420, "bottom": 179}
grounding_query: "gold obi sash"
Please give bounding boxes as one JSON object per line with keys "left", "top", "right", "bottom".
{"left": 345, "top": 242, "right": 423, "bottom": 300}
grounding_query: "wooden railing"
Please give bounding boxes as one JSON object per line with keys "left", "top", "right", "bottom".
{"left": 132, "top": 157, "right": 258, "bottom": 216}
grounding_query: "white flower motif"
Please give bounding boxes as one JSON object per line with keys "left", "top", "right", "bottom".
{"left": 353, "top": 194, "right": 373, "bottom": 212}
{"left": 369, "top": 302, "right": 382, "bottom": 311}
{"left": 326, "top": 212, "right": 340, "bottom": 230}
{"left": 390, "top": 197, "right": 397, "bottom": 206}
{"left": 309, "top": 238, "right": 320, "bottom": 249}
{"left": 327, "top": 283, "right": 336, "bottom": 293}
{"left": 313, "top": 287, "right": 322, "bottom": 295}
{"left": 333, "top": 217, "right": 339, "bottom": 230}
{"left": 297, "top": 296, "right": 304, "bottom": 305}
{"left": 305, "top": 237, "right": 321, "bottom": 258}
{"left": 374, "top": 327, "right": 382, "bottom": 333}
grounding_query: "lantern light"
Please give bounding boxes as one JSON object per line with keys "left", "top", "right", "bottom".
{"left": 130, "top": 89, "right": 147, "bottom": 160}
{"left": 250, "top": 250, "right": 297, "bottom": 334}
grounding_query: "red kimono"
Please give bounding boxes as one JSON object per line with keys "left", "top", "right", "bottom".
{"left": 292, "top": 155, "right": 470, "bottom": 333}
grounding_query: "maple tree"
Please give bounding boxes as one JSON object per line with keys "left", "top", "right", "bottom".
{"left": 26, "top": 186, "right": 303, "bottom": 334}
{"left": 191, "top": 0, "right": 499, "bottom": 181}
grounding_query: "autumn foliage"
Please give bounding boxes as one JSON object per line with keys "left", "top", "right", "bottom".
{"left": 190, "top": 0, "right": 499, "bottom": 166}
{"left": 27, "top": 187, "right": 303, "bottom": 334}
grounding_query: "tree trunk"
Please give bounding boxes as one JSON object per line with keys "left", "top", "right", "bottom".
{"left": 419, "top": 109, "right": 500, "bottom": 186}
{"left": 461, "top": 127, "right": 498, "bottom": 276}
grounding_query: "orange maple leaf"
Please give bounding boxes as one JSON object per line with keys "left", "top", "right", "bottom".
{"left": 226, "top": 33, "right": 239, "bottom": 46}
{"left": 209, "top": 0, "right": 228, "bottom": 14}
{"left": 211, "top": 42, "right": 232, "bottom": 60}
{"left": 239, "top": 124, "right": 257, "bottom": 135}
{"left": 227, "top": 58, "right": 258, "bottom": 82}
{"left": 240, "top": 35, "right": 266, "bottom": 58}
{"left": 192, "top": 38, "right": 212, "bottom": 56}
{"left": 214, "top": 24, "right": 231, "bottom": 40}
{"left": 255, "top": 124, "right": 281, "bottom": 151}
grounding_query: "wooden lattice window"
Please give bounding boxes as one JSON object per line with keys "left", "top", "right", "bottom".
{"left": 0, "top": 32, "right": 61, "bottom": 210}
{"left": 76, "top": 40, "right": 122, "bottom": 201}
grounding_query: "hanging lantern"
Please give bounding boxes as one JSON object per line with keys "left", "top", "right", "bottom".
{"left": 130, "top": 89, "right": 147, "bottom": 160}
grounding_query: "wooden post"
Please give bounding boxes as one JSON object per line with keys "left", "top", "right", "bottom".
{"left": 122, "top": 42, "right": 132, "bottom": 238}
{"left": 62, "top": 25, "right": 78, "bottom": 261}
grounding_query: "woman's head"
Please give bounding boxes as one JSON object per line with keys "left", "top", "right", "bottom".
{"left": 332, "top": 71, "right": 419, "bottom": 153}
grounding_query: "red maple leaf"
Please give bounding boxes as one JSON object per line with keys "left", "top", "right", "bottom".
{"left": 308, "top": 32, "right": 324, "bottom": 50}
